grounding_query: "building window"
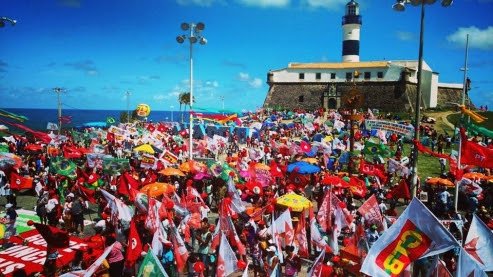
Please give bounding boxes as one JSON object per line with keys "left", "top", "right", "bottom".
{"left": 330, "top": 73, "right": 336, "bottom": 79}
{"left": 346, "top": 72, "right": 352, "bottom": 81}
{"left": 299, "top": 73, "right": 305, "bottom": 80}
{"left": 298, "top": 95, "right": 304, "bottom": 102}
{"left": 316, "top": 72, "right": 321, "bottom": 80}
{"left": 377, "top": 72, "right": 384, "bottom": 79}
{"left": 364, "top": 72, "right": 371, "bottom": 80}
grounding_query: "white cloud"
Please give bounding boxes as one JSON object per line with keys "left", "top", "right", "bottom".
{"left": 249, "top": 78, "right": 263, "bottom": 88}
{"left": 303, "top": 0, "right": 347, "bottom": 10}
{"left": 153, "top": 95, "right": 167, "bottom": 101}
{"left": 237, "top": 72, "right": 264, "bottom": 89}
{"left": 237, "top": 0, "right": 290, "bottom": 8}
{"left": 396, "top": 31, "right": 414, "bottom": 42}
{"left": 238, "top": 72, "right": 250, "bottom": 81}
{"left": 447, "top": 26, "right": 493, "bottom": 50}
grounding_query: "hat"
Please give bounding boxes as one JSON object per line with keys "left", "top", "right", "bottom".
{"left": 266, "top": 246, "right": 277, "bottom": 252}
{"left": 67, "top": 193, "right": 75, "bottom": 198}
{"left": 5, "top": 203, "right": 13, "bottom": 209}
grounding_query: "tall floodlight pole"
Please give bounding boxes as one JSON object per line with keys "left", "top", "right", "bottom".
{"left": 0, "top": 17, "right": 16, "bottom": 28}
{"left": 170, "top": 106, "right": 174, "bottom": 122}
{"left": 455, "top": 34, "right": 469, "bottom": 212}
{"left": 393, "top": 0, "right": 452, "bottom": 198}
{"left": 177, "top": 22, "right": 207, "bottom": 160}
{"left": 126, "top": 91, "right": 131, "bottom": 123}
{"left": 53, "top": 87, "right": 64, "bottom": 135}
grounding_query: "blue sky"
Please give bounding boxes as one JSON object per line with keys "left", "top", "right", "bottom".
{"left": 1, "top": 0, "right": 493, "bottom": 112}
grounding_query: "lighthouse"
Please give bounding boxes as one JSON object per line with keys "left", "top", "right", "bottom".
{"left": 342, "top": 0, "right": 362, "bottom": 62}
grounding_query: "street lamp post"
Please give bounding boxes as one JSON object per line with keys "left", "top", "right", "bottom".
{"left": 393, "top": 0, "right": 452, "bottom": 198}
{"left": 53, "top": 87, "right": 64, "bottom": 135}
{"left": 126, "top": 91, "right": 131, "bottom": 123}
{"left": 170, "top": 106, "right": 174, "bottom": 122}
{"left": 177, "top": 22, "right": 207, "bottom": 160}
{"left": 0, "top": 17, "right": 16, "bottom": 28}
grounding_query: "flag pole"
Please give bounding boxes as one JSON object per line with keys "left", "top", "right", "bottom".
{"left": 454, "top": 34, "right": 469, "bottom": 213}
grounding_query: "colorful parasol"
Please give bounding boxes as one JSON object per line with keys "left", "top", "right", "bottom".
{"left": 287, "top": 161, "right": 320, "bottom": 174}
{"left": 158, "top": 167, "right": 186, "bottom": 177}
{"left": 133, "top": 144, "right": 155, "bottom": 154}
{"left": 140, "top": 182, "right": 174, "bottom": 197}
{"left": 322, "top": 175, "right": 350, "bottom": 188}
{"left": 276, "top": 193, "right": 312, "bottom": 212}
{"left": 425, "top": 177, "right": 454, "bottom": 188}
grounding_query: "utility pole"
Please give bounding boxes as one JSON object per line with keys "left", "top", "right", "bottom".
{"left": 53, "top": 87, "right": 63, "bottom": 135}
{"left": 126, "top": 91, "right": 131, "bottom": 123}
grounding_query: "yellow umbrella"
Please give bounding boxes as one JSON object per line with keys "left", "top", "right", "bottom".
{"left": 133, "top": 144, "right": 155, "bottom": 154}
{"left": 276, "top": 193, "right": 312, "bottom": 212}
{"left": 159, "top": 167, "right": 186, "bottom": 177}
{"left": 140, "top": 182, "right": 174, "bottom": 197}
{"left": 302, "top": 158, "right": 318, "bottom": 164}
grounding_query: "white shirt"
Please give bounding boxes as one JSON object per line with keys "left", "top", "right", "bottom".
{"left": 46, "top": 198, "right": 59, "bottom": 213}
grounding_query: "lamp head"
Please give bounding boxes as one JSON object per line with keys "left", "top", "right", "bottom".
{"left": 195, "top": 22, "right": 205, "bottom": 31}
{"left": 392, "top": 0, "right": 406, "bottom": 11}
{"left": 176, "top": 35, "right": 185, "bottom": 44}
{"left": 189, "top": 36, "right": 198, "bottom": 44}
{"left": 441, "top": 0, "right": 452, "bottom": 6}
{"left": 424, "top": 0, "right": 437, "bottom": 4}
{"left": 181, "top": 23, "right": 190, "bottom": 31}
{"left": 199, "top": 37, "right": 207, "bottom": 45}
{"left": 409, "top": 0, "right": 421, "bottom": 6}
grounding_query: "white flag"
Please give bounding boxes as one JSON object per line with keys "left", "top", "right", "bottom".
{"left": 360, "top": 197, "right": 458, "bottom": 277}
{"left": 46, "top": 122, "right": 59, "bottom": 130}
{"left": 464, "top": 214, "right": 493, "bottom": 271}
{"left": 216, "top": 232, "right": 238, "bottom": 277}
{"left": 100, "top": 189, "right": 134, "bottom": 224}
{"left": 307, "top": 249, "right": 325, "bottom": 277}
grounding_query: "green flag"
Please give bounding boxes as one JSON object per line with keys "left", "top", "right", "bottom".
{"left": 137, "top": 249, "right": 168, "bottom": 277}
{"left": 103, "top": 157, "right": 130, "bottom": 175}
{"left": 463, "top": 120, "right": 493, "bottom": 138}
{"left": 362, "top": 141, "right": 391, "bottom": 158}
{"left": 50, "top": 156, "right": 77, "bottom": 179}
{"left": 0, "top": 144, "right": 9, "bottom": 153}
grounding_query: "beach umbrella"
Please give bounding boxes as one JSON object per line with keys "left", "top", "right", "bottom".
{"left": 425, "top": 177, "right": 454, "bottom": 188}
{"left": 179, "top": 160, "right": 207, "bottom": 173}
{"left": 301, "top": 158, "right": 318, "bottom": 164}
{"left": 158, "top": 167, "right": 185, "bottom": 177}
{"left": 25, "top": 144, "right": 43, "bottom": 152}
{"left": 275, "top": 193, "right": 312, "bottom": 212}
{"left": 140, "top": 182, "right": 174, "bottom": 197}
{"left": 254, "top": 163, "right": 271, "bottom": 171}
{"left": 322, "top": 175, "right": 349, "bottom": 188}
{"left": 463, "top": 172, "right": 486, "bottom": 180}
{"left": 133, "top": 144, "right": 155, "bottom": 154}
{"left": 287, "top": 161, "right": 320, "bottom": 174}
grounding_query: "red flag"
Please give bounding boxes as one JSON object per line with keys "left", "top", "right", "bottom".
{"left": 124, "top": 171, "right": 140, "bottom": 190}
{"left": 294, "top": 210, "right": 309, "bottom": 258}
{"left": 357, "top": 195, "right": 384, "bottom": 231}
{"left": 388, "top": 178, "right": 411, "bottom": 200}
{"left": 9, "top": 172, "right": 33, "bottom": 190}
{"left": 269, "top": 160, "right": 284, "bottom": 178}
{"left": 460, "top": 129, "right": 493, "bottom": 168}
{"left": 126, "top": 219, "right": 143, "bottom": 266}
{"left": 288, "top": 171, "right": 310, "bottom": 187}
{"left": 316, "top": 190, "right": 331, "bottom": 232}
{"left": 170, "top": 225, "right": 189, "bottom": 273}
{"left": 359, "top": 159, "right": 388, "bottom": 184}
{"left": 117, "top": 175, "right": 130, "bottom": 196}
{"left": 300, "top": 140, "right": 312, "bottom": 153}
{"left": 26, "top": 220, "right": 69, "bottom": 248}
{"left": 87, "top": 172, "right": 100, "bottom": 185}
{"left": 145, "top": 198, "right": 161, "bottom": 233}
{"left": 348, "top": 177, "right": 368, "bottom": 198}
{"left": 63, "top": 145, "right": 83, "bottom": 159}
{"left": 75, "top": 184, "right": 96, "bottom": 203}
{"left": 147, "top": 124, "right": 156, "bottom": 133}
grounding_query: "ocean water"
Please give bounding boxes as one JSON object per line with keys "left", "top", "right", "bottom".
{"left": 2, "top": 108, "right": 190, "bottom": 131}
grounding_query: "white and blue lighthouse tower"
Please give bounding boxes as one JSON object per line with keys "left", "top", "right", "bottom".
{"left": 342, "top": 0, "right": 362, "bottom": 62}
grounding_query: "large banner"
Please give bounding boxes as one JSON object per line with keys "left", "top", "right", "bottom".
{"left": 0, "top": 229, "right": 86, "bottom": 276}
{"left": 365, "top": 120, "right": 414, "bottom": 138}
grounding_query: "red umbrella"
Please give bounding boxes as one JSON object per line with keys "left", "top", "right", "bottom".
{"left": 24, "top": 144, "right": 43, "bottom": 152}
{"left": 322, "top": 175, "right": 349, "bottom": 188}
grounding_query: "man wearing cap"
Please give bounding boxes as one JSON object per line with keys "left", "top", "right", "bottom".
{"left": 365, "top": 224, "right": 380, "bottom": 248}
{"left": 3, "top": 203, "right": 17, "bottom": 241}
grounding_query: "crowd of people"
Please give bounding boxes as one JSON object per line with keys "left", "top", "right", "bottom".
{"left": 0, "top": 107, "right": 492, "bottom": 277}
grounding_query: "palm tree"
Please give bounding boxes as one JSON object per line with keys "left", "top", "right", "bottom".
{"left": 178, "top": 92, "right": 195, "bottom": 122}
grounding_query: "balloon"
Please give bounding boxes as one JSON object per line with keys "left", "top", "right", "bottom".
{"left": 136, "top": 104, "right": 151, "bottom": 117}
{"left": 237, "top": 260, "right": 247, "bottom": 270}
{"left": 193, "top": 261, "right": 205, "bottom": 272}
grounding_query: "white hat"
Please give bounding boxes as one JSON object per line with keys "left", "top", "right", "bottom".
{"left": 5, "top": 203, "right": 13, "bottom": 209}
{"left": 67, "top": 193, "right": 75, "bottom": 198}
